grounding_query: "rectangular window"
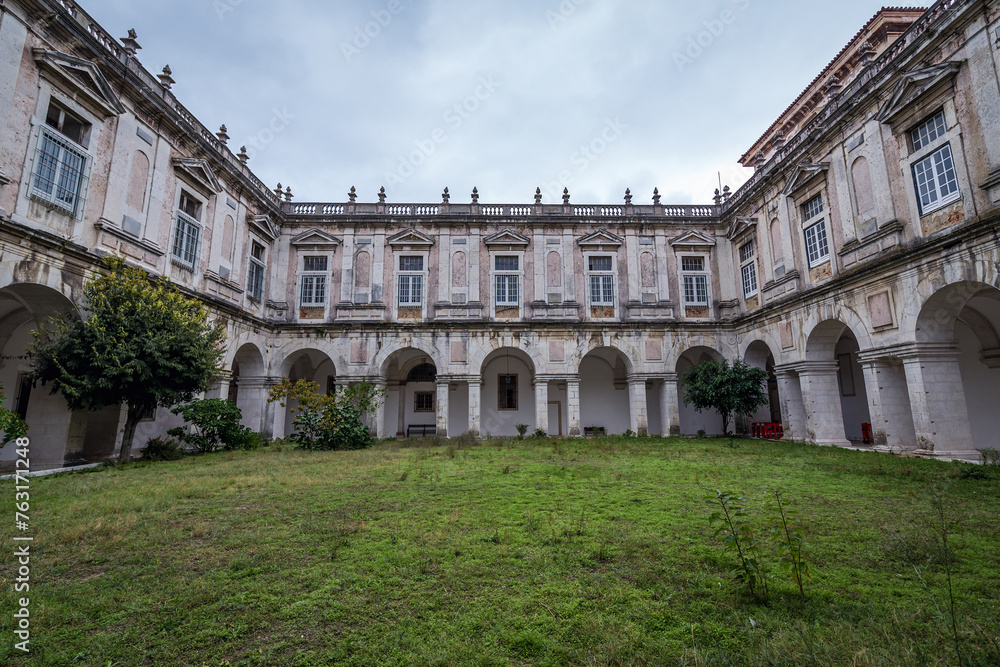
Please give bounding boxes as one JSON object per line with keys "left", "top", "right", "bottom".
{"left": 247, "top": 241, "right": 265, "bottom": 301}
{"left": 681, "top": 256, "right": 708, "bottom": 306}
{"left": 804, "top": 221, "right": 830, "bottom": 267}
{"left": 398, "top": 256, "right": 424, "bottom": 307}
{"left": 172, "top": 212, "right": 201, "bottom": 270}
{"left": 739, "top": 240, "right": 758, "bottom": 298}
{"left": 495, "top": 256, "right": 520, "bottom": 307}
{"left": 300, "top": 256, "right": 328, "bottom": 307}
{"left": 498, "top": 374, "right": 518, "bottom": 410}
{"left": 802, "top": 194, "right": 824, "bottom": 222}
{"left": 911, "top": 111, "right": 948, "bottom": 152}
{"left": 588, "top": 256, "right": 615, "bottom": 306}
{"left": 912, "top": 145, "right": 960, "bottom": 213}
{"left": 681, "top": 257, "right": 704, "bottom": 272}
{"left": 32, "top": 128, "right": 87, "bottom": 215}
{"left": 414, "top": 392, "right": 435, "bottom": 413}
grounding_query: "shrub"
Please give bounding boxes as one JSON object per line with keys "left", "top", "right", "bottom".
{"left": 168, "top": 398, "right": 254, "bottom": 453}
{"left": 268, "top": 379, "right": 384, "bottom": 451}
{"left": 533, "top": 428, "right": 547, "bottom": 438}
{"left": 515, "top": 424, "right": 529, "bottom": 440}
{"left": 0, "top": 381, "right": 28, "bottom": 446}
{"left": 142, "top": 437, "right": 186, "bottom": 461}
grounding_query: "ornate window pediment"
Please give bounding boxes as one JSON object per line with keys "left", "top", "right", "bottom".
{"left": 483, "top": 229, "right": 531, "bottom": 247}
{"left": 172, "top": 158, "right": 221, "bottom": 195}
{"left": 291, "top": 229, "right": 342, "bottom": 249}
{"left": 876, "top": 62, "right": 962, "bottom": 124}
{"left": 577, "top": 229, "right": 624, "bottom": 249}
{"left": 669, "top": 230, "right": 717, "bottom": 248}
{"left": 248, "top": 214, "right": 279, "bottom": 241}
{"left": 727, "top": 217, "right": 758, "bottom": 241}
{"left": 32, "top": 49, "right": 125, "bottom": 116}
{"left": 782, "top": 163, "right": 830, "bottom": 196}
{"left": 387, "top": 229, "right": 435, "bottom": 248}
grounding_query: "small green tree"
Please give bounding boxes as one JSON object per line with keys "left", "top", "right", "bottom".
{"left": 168, "top": 398, "right": 255, "bottom": 453}
{"left": 28, "top": 256, "right": 225, "bottom": 462}
{"left": 681, "top": 359, "right": 769, "bottom": 435}
{"left": 268, "top": 379, "right": 385, "bottom": 451}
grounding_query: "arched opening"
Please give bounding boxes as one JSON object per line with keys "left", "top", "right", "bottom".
{"left": 278, "top": 349, "right": 336, "bottom": 438}
{"left": 743, "top": 341, "right": 782, "bottom": 434}
{"left": 676, "top": 346, "right": 725, "bottom": 436}
{"left": 230, "top": 343, "right": 266, "bottom": 432}
{"left": 805, "top": 320, "right": 871, "bottom": 445}
{"left": 0, "top": 283, "right": 93, "bottom": 470}
{"left": 916, "top": 281, "right": 1000, "bottom": 454}
{"left": 579, "top": 347, "right": 632, "bottom": 435}
{"left": 480, "top": 347, "right": 536, "bottom": 438}
{"left": 382, "top": 348, "right": 440, "bottom": 438}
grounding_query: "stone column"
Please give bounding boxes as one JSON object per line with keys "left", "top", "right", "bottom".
{"left": 436, "top": 379, "right": 450, "bottom": 438}
{"left": 859, "top": 360, "right": 888, "bottom": 450}
{"left": 206, "top": 370, "right": 232, "bottom": 401}
{"left": 660, "top": 374, "right": 680, "bottom": 436}
{"left": 773, "top": 367, "right": 805, "bottom": 443}
{"left": 901, "top": 344, "right": 978, "bottom": 459}
{"left": 796, "top": 362, "right": 849, "bottom": 447}
{"left": 395, "top": 382, "right": 406, "bottom": 437}
{"left": 534, "top": 380, "right": 549, "bottom": 435}
{"left": 859, "top": 356, "right": 918, "bottom": 453}
{"left": 236, "top": 376, "right": 272, "bottom": 434}
{"left": 627, "top": 376, "right": 649, "bottom": 435}
{"left": 566, "top": 376, "right": 581, "bottom": 436}
{"left": 468, "top": 379, "right": 482, "bottom": 437}
{"left": 370, "top": 378, "right": 388, "bottom": 439}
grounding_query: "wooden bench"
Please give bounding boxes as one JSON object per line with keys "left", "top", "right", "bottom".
{"left": 406, "top": 425, "right": 437, "bottom": 438}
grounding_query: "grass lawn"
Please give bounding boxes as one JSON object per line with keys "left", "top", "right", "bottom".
{"left": 1, "top": 436, "right": 998, "bottom": 666}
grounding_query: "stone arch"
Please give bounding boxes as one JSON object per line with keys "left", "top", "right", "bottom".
{"left": 480, "top": 346, "right": 537, "bottom": 437}
{"left": 228, "top": 343, "right": 266, "bottom": 431}
{"left": 579, "top": 346, "right": 633, "bottom": 435}
{"left": 275, "top": 348, "right": 337, "bottom": 438}
{"left": 805, "top": 311, "right": 872, "bottom": 361}
{"left": 126, "top": 150, "right": 150, "bottom": 212}
{"left": 0, "top": 283, "right": 87, "bottom": 470}
{"left": 743, "top": 339, "right": 782, "bottom": 428}
{"left": 804, "top": 319, "right": 871, "bottom": 444}
{"left": 915, "top": 280, "right": 997, "bottom": 343}
{"left": 675, "top": 345, "right": 726, "bottom": 436}
{"left": 469, "top": 338, "right": 544, "bottom": 377}
{"left": 380, "top": 346, "right": 440, "bottom": 438}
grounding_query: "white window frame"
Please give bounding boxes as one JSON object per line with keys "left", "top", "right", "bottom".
{"left": 171, "top": 189, "right": 204, "bottom": 271}
{"left": 800, "top": 193, "right": 830, "bottom": 268}
{"left": 396, "top": 255, "right": 426, "bottom": 308}
{"left": 492, "top": 254, "right": 522, "bottom": 308}
{"left": 739, "top": 240, "right": 758, "bottom": 299}
{"left": 247, "top": 239, "right": 267, "bottom": 302}
{"left": 909, "top": 111, "right": 960, "bottom": 215}
{"left": 586, "top": 254, "right": 616, "bottom": 309}
{"left": 29, "top": 98, "right": 93, "bottom": 218}
{"left": 299, "top": 255, "right": 330, "bottom": 308}
{"left": 680, "top": 255, "right": 709, "bottom": 307}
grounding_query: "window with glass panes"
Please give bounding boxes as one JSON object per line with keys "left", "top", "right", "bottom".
{"left": 498, "top": 374, "right": 518, "bottom": 410}
{"left": 910, "top": 111, "right": 960, "bottom": 214}
{"left": 494, "top": 256, "right": 520, "bottom": 307}
{"left": 31, "top": 100, "right": 89, "bottom": 215}
{"left": 739, "top": 240, "right": 758, "bottom": 298}
{"left": 397, "top": 256, "right": 424, "bottom": 307}
{"left": 247, "top": 241, "right": 266, "bottom": 301}
{"left": 172, "top": 190, "right": 202, "bottom": 269}
{"left": 681, "top": 256, "right": 708, "bottom": 306}
{"left": 801, "top": 194, "right": 830, "bottom": 267}
{"left": 588, "top": 256, "right": 615, "bottom": 306}
{"left": 300, "top": 256, "right": 328, "bottom": 306}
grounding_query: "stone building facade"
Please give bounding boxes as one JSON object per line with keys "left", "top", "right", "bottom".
{"left": 1, "top": 0, "right": 998, "bottom": 469}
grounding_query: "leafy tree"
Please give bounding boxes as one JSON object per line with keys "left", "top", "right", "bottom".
{"left": 268, "top": 379, "right": 385, "bottom": 451}
{"left": 0, "top": 382, "right": 28, "bottom": 446}
{"left": 168, "top": 398, "right": 256, "bottom": 453}
{"left": 681, "top": 359, "right": 769, "bottom": 435}
{"left": 28, "top": 256, "right": 225, "bottom": 462}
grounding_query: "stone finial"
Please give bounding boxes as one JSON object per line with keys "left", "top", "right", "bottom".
{"left": 158, "top": 65, "right": 175, "bottom": 90}
{"left": 562, "top": 188, "right": 570, "bottom": 205}
{"left": 378, "top": 186, "right": 387, "bottom": 204}
{"left": 285, "top": 186, "right": 293, "bottom": 202}
{"left": 722, "top": 185, "right": 731, "bottom": 202}
{"left": 858, "top": 40, "right": 876, "bottom": 66}
{"left": 773, "top": 129, "right": 785, "bottom": 149}
{"left": 275, "top": 183, "right": 283, "bottom": 197}
{"left": 534, "top": 187, "right": 542, "bottom": 205}
{"left": 824, "top": 75, "right": 842, "bottom": 99}
{"left": 652, "top": 187, "right": 661, "bottom": 206}
{"left": 624, "top": 188, "right": 633, "bottom": 205}
{"left": 237, "top": 146, "right": 249, "bottom": 164}
{"left": 442, "top": 187, "right": 450, "bottom": 203}
{"left": 216, "top": 125, "right": 230, "bottom": 145}
{"left": 471, "top": 187, "right": 479, "bottom": 204}
{"left": 120, "top": 29, "right": 141, "bottom": 55}
{"left": 713, "top": 189, "right": 723, "bottom": 205}
{"left": 754, "top": 150, "right": 766, "bottom": 169}
{"left": 348, "top": 186, "right": 357, "bottom": 203}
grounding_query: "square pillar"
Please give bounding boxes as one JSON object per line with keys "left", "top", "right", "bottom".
{"left": 795, "top": 362, "right": 849, "bottom": 447}
{"left": 774, "top": 369, "right": 806, "bottom": 442}
{"left": 566, "top": 377, "right": 581, "bottom": 436}
{"left": 468, "top": 380, "right": 482, "bottom": 437}
{"left": 371, "top": 379, "right": 388, "bottom": 439}
{"left": 627, "top": 377, "right": 648, "bottom": 435}
{"left": 901, "top": 345, "right": 978, "bottom": 458}
{"left": 660, "top": 375, "right": 679, "bottom": 436}
{"left": 436, "top": 379, "right": 450, "bottom": 438}
{"left": 860, "top": 358, "right": 918, "bottom": 453}
{"left": 534, "top": 380, "right": 549, "bottom": 435}
{"left": 237, "top": 376, "right": 272, "bottom": 435}
{"left": 205, "top": 370, "right": 232, "bottom": 401}
{"left": 396, "top": 383, "right": 406, "bottom": 437}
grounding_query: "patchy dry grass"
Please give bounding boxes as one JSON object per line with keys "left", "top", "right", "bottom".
{"left": 1, "top": 436, "right": 998, "bottom": 666}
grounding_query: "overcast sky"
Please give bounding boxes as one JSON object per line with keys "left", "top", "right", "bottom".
{"left": 80, "top": 0, "right": 930, "bottom": 206}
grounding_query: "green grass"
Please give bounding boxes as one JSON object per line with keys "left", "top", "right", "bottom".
{"left": 2, "top": 436, "right": 999, "bottom": 666}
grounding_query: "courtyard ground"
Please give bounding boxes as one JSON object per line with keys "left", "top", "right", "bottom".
{"left": 1, "top": 436, "right": 998, "bottom": 666}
